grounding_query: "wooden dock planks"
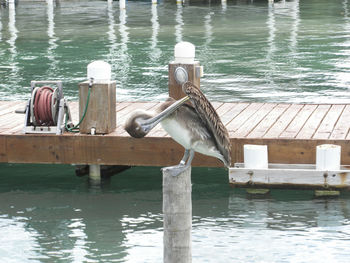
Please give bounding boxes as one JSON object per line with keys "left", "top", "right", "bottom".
{"left": 1, "top": 100, "right": 350, "bottom": 167}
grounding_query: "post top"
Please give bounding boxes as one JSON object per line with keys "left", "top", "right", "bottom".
{"left": 87, "top": 60, "right": 111, "bottom": 83}
{"left": 174, "top": 42, "right": 195, "bottom": 64}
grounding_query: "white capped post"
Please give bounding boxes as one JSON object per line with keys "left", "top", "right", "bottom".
{"left": 87, "top": 60, "right": 111, "bottom": 83}
{"left": 316, "top": 144, "right": 341, "bottom": 171}
{"left": 244, "top": 144, "right": 268, "bottom": 169}
{"left": 174, "top": 41, "right": 195, "bottom": 64}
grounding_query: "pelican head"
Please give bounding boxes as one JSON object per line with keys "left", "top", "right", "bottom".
{"left": 124, "top": 96, "right": 190, "bottom": 138}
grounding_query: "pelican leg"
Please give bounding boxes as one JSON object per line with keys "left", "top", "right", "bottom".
{"left": 162, "top": 149, "right": 195, "bottom": 177}
{"left": 179, "top": 149, "right": 190, "bottom": 165}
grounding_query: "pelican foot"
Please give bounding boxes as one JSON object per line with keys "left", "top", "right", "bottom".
{"left": 161, "top": 165, "right": 189, "bottom": 177}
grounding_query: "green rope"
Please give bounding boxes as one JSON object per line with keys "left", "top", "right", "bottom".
{"left": 65, "top": 85, "right": 92, "bottom": 133}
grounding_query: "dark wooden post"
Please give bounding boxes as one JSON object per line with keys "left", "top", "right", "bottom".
{"left": 168, "top": 42, "right": 202, "bottom": 100}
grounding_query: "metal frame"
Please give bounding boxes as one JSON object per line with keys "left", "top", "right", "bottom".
{"left": 23, "top": 80, "right": 71, "bottom": 135}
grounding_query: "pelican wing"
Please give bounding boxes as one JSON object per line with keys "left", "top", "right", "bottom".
{"left": 182, "top": 81, "right": 231, "bottom": 167}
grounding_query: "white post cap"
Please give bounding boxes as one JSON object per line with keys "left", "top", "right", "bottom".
{"left": 316, "top": 144, "right": 341, "bottom": 170}
{"left": 87, "top": 60, "right": 111, "bottom": 83}
{"left": 244, "top": 144, "right": 268, "bottom": 169}
{"left": 174, "top": 42, "right": 195, "bottom": 64}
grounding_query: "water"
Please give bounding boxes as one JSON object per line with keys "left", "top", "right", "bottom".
{"left": 2, "top": 0, "right": 350, "bottom": 262}
{"left": 1, "top": 164, "right": 350, "bottom": 263}
{"left": 1, "top": 0, "right": 350, "bottom": 102}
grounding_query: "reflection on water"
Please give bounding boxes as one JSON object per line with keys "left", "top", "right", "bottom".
{"left": 1, "top": 0, "right": 350, "bottom": 102}
{"left": 265, "top": 1, "right": 276, "bottom": 85}
{"left": 334, "top": 0, "right": 350, "bottom": 88}
{"left": 1, "top": 164, "right": 350, "bottom": 262}
{"left": 149, "top": 4, "right": 161, "bottom": 64}
{"left": 6, "top": 1, "right": 21, "bottom": 91}
{"left": 46, "top": 0, "right": 58, "bottom": 78}
{"left": 175, "top": 3, "right": 183, "bottom": 43}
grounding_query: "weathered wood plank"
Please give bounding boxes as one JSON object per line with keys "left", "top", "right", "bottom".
{"left": 227, "top": 103, "right": 264, "bottom": 133}
{"left": 330, "top": 105, "right": 350, "bottom": 140}
{"left": 0, "top": 102, "right": 23, "bottom": 117}
{"left": 247, "top": 104, "right": 289, "bottom": 138}
{"left": 0, "top": 101, "right": 19, "bottom": 113}
{"left": 263, "top": 104, "right": 303, "bottom": 138}
{"left": 313, "top": 104, "right": 345, "bottom": 140}
{"left": 279, "top": 104, "right": 317, "bottom": 138}
{"left": 221, "top": 103, "right": 250, "bottom": 126}
{"left": 232, "top": 103, "right": 276, "bottom": 138}
{"left": 296, "top": 104, "right": 331, "bottom": 139}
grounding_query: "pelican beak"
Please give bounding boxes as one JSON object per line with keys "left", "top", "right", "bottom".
{"left": 138, "top": 96, "right": 190, "bottom": 134}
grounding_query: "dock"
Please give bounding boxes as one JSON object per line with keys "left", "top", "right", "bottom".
{"left": 1, "top": 100, "right": 350, "bottom": 167}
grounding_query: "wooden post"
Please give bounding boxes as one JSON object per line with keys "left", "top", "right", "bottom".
{"left": 78, "top": 81, "right": 116, "bottom": 134}
{"left": 168, "top": 42, "right": 202, "bottom": 100}
{"left": 163, "top": 166, "right": 192, "bottom": 263}
{"left": 89, "top": 164, "right": 101, "bottom": 184}
{"left": 79, "top": 61, "right": 116, "bottom": 134}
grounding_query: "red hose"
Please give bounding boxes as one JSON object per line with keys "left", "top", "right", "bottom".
{"left": 33, "top": 86, "right": 54, "bottom": 126}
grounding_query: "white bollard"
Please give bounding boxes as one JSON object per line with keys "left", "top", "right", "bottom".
{"left": 174, "top": 42, "right": 195, "bottom": 64}
{"left": 87, "top": 60, "right": 111, "bottom": 83}
{"left": 244, "top": 144, "right": 268, "bottom": 169}
{"left": 120, "top": 0, "right": 126, "bottom": 10}
{"left": 152, "top": 0, "right": 157, "bottom": 4}
{"left": 316, "top": 144, "right": 341, "bottom": 171}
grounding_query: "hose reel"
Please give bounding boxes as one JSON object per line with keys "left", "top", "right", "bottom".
{"left": 23, "top": 80, "right": 73, "bottom": 134}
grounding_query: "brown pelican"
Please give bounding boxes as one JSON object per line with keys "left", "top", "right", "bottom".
{"left": 124, "top": 81, "right": 231, "bottom": 176}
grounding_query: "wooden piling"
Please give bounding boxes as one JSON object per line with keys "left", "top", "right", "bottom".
{"left": 163, "top": 166, "right": 192, "bottom": 263}
{"left": 168, "top": 62, "right": 201, "bottom": 100}
{"left": 89, "top": 164, "right": 101, "bottom": 183}
{"left": 78, "top": 81, "right": 116, "bottom": 134}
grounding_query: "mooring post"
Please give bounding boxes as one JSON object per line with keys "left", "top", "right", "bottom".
{"left": 315, "top": 144, "right": 341, "bottom": 197}
{"left": 163, "top": 166, "right": 192, "bottom": 263}
{"left": 78, "top": 61, "right": 116, "bottom": 183}
{"left": 244, "top": 144, "right": 270, "bottom": 195}
{"left": 168, "top": 42, "right": 202, "bottom": 100}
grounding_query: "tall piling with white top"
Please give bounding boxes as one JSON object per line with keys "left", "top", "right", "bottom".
{"left": 163, "top": 166, "right": 192, "bottom": 263}
{"left": 79, "top": 61, "right": 116, "bottom": 183}
{"left": 79, "top": 61, "right": 116, "bottom": 135}
{"left": 168, "top": 42, "right": 202, "bottom": 100}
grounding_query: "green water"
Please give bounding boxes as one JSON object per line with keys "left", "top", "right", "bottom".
{"left": 1, "top": 0, "right": 350, "bottom": 262}
{"left": 1, "top": 0, "right": 350, "bottom": 102}
{"left": 1, "top": 164, "right": 350, "bottom": 262}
